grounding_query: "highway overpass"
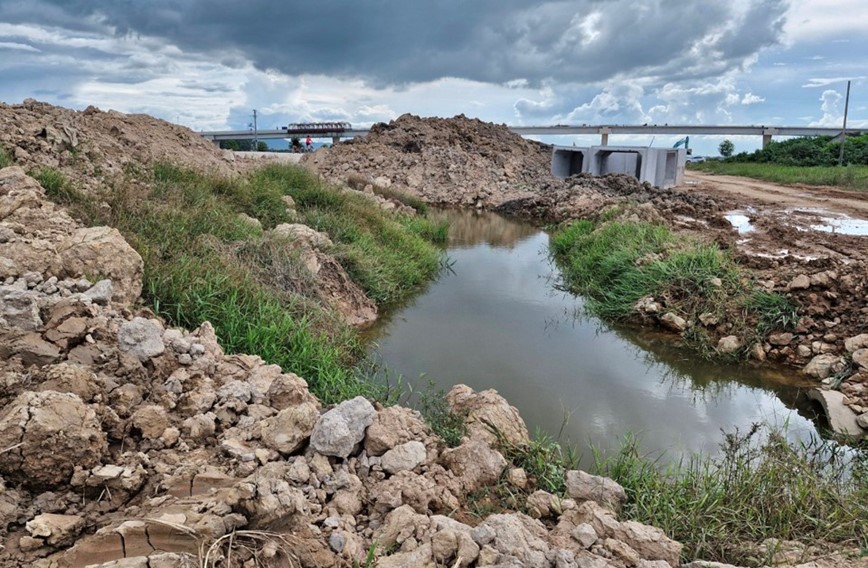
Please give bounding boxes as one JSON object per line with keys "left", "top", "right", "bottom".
{"left": 200, "top": 124, "right": 866, "bottom": 148}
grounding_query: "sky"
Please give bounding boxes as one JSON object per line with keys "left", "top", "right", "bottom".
{"left": 0, "top": 0, "right": 866, "bottom": 156}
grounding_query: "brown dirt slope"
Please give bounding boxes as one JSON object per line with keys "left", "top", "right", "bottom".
{"left": 302, "top": 113, "right": 553, "bottom": 207}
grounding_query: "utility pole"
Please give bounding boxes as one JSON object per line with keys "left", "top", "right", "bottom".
{"left": 252, "top": 109, "right": 258, "bottom": 151}
{"left": 838, "top": 81, "right": 851, "bottom": 167}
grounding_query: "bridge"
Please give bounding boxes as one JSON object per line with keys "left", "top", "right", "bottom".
{"left": 200, "top": 124, "right": 866, "bottom": 148}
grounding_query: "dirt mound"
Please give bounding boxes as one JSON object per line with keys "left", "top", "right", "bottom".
{"left": 302, "top": 113, "right": 554, "bottom": 207}
{"left": 0, "top": 99, "right": 243, "bottom": 194}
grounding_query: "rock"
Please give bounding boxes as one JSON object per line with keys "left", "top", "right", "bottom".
{"left": 130, "top": 405, "right": 169, "bottom": 439}
{"left": 476, "top": 513, "right": 551, "bottom": 568}
{"left": 259, "top": 402, "right": 320, "bottom": 455}
{"left": 751, "top": 342, "right": 767, "bottom": 362}
{"left": 856, "top": 412, "right": 868, "bottom": 429}
{"left": 25, "top": 513, "right": 84, "bottom": 546}
{"left": 57, "top": 226, "right": 143, "bottom": 305}
{"left": 635, "top": 296, "right": 661, "bottom": 315}
{"left": 364, "top": 405, "right": 429, "bottom": 456}
{"left": 659, "top": 312, "right": 687, "bottom": 333}
{"left": 802, "top": 354, "right": 845, "bottom": 380}
{"left": 0, "top": 391, "right": 105, "bottom": 488}
{"left": 272, "top": 223, "right": 333, "bottom": 248}
{"left": 768, "top": 332, "right": 794, "bottom": 346}
{"left": 844, "top": 334, "right": 868, "bottom": 353}
{"left": 117, "top": 317, "right": 165, "bottom": 362}
{"left": 506, "top": 467, "right": 528, "bottom": 489}
{"left": 0, "top": 288, "right": 42, "bottom": 330}
{"left": 716, "top": 335, "right": 741, "bottom": 354}
{"left": 571, "top": 523, "right": 598, "bottom": 549}
{"left": 574, "top": 501, "right": 682, "bottom": 566}
{"left": 446, "top": 384, "right": 529, "bottom": 447}
{"left": 526, "top": 490, "right": 558, "bottom": 519}
{"left": 381, "top": 440, "right": 427, "bottom": 474}
{"left": 787, "top": 274, "right": 811, "bottom": 290}
{"left": 565, "top": 470, "right": 627, "bottom": 511}
{"left": 377, "top": 543, "right": 435, "bottom": 568}
{"left": 82, "top": 279, "right": 113, "bottom": 305}
{"left": 852, "top": 349, "right": 868, "bottom": 370}
{"left": 0, "top": 330, "right": 61, "bottom": 366}
{"left": 309, "top": 396, "right": 375, "bottom": 458}
{"left": 441, "top": 437, "right": 507, "bottom": 493}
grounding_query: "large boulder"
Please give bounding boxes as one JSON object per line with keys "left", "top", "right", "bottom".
{"left": 0, "top": 391, "right": 106, "bottom": 488}
{"left": 259, "top": 402, "right": 320, "bottom": 455}
{"left": 310, "top": 396, "right": 375, "bottom": 458}
{"left": 117, "top": 317, "right": 165, "bottom": 362}
{"left": 446, "top": 384, "right": 529, "bottom": 447}
{"left": 364, "top": 405, "right": 430, "bottom": 456}
{"left": 57, "top": 226, "right": 143, "bottom": 305}
{"left": 475, "top": 513, "right": 552, "bottom": 568}
{"left": 565, "top": 470, "right": 627, "bottom": 512}
{"left": 441, "top": 437, "right": 507, "bottom": 493}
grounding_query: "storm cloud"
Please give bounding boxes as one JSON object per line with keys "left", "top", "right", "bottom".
{"left": 2, "top": 0, "right": 788, "bottom": 87}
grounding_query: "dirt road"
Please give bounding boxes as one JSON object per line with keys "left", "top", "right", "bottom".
{"left": 683, "top": 170, "right": 868, "bottom": 217}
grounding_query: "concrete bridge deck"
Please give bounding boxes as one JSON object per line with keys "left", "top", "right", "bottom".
{"left": 201, "top": 124, "right": 867, "bottom": 148}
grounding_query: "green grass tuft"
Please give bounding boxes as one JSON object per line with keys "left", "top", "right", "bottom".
{"left": 43, "top": 161, "right": 446, "bottom": 404}
{"left": 30, "top": 167, "right": 86, "bottom": 204}
{"left": 594, "top": 427, "right": 868, "bottom": 566}
{"left": 0, "top": 147, "right": 12, "bottom": 168}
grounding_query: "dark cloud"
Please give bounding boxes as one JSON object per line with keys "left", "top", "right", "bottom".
{"left": 0, "top": 0, "right": 789, "bottom": 87}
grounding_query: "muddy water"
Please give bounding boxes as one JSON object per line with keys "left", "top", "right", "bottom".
{"left": 367, "top": 210, "right": 820, "bottom": 466}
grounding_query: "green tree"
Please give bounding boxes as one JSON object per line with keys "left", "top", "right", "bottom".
{"left": 719, "top": 139, "right": 735, "bottom": 158}
{"left": 257, "top": 141, "right": 268, "bottom": 152}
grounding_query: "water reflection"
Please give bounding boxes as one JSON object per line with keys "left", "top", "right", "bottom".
{"left": 367, "top": 210, "right": 822, "bottom": 467}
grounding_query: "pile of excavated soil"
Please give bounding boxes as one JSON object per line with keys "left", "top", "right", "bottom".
{"left": 0, "top": 99, "right": 244, "bottom": 194}
{"left": 302, "top": 114, "right": 554, "bottom": 207}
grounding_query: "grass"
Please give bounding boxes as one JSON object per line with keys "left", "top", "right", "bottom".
{"left": 550, "top": 214, "right": 798, "bottom": 360}
{"left": 690, "top": 161, "right": 868, "bottom": 191}
{"left": 0, "top": 147, "right": 12, "bottom": 168}
{"left": 594, "top": 427, "right": 868, "bottom": 566}
{"left": 29, "top": 167, "right": 85, "bottom": 204}
{"left": 39, "top": 162, "right": 446, "bottom": 404}
{"left": 415, "top": 383, "right": 467, "bottom": 448}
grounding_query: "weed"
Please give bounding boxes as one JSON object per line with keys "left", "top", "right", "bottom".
{"left": 30, "top": 167, "right": 83, "bottom": 204}
{"left": 0, "top": 147, "right": 12, "bottom": 168}
{"left": 416, "top": 383, "right": 467, "bottom": 447}
{"left": 594, "top": 427, "right": 868, "bottom": 566}
{"left": 551, "top": 217, "right": 799, "bottom": 360}
{"left": 502, "top": 429, "right": 578, "bottom": 495}
{"left": 40, "top": 161, "right": 445, "bottom": 405}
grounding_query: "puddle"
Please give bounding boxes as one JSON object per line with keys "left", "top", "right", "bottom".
{"left": 724, "top": 211, "right": 755, "bottom": 234}
{"left": 785, "top": 208, "right": 868, "bottom": 237}
{"left": 809, "top": 217, "right": 868, "bottom": 236}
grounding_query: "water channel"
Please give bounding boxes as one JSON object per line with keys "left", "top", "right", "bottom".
{"left": 366, "top": 209, "right": 821, "bottom": 467}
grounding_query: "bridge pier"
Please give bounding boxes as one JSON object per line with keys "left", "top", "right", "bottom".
{"left": 762, "top": 128, "right": 777, "bottom": 149}
{"left": 332, "top": 136, "right": 340, "bottom": 146}
{"left": 600, "top": 127, "right": 610, "bottom": 146}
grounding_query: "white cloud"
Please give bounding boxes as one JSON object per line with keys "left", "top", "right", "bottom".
{"left": 741, "top": 93, "right": 765, "bottom": 105}
{"left": 0, "top": 41, "right": 39, "bottom": 52}
{"left": 784, "top": 0, "right": 868, "bottom": 41}
{"left": 802, "top": 77, "right": 864, "bottom": 88}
